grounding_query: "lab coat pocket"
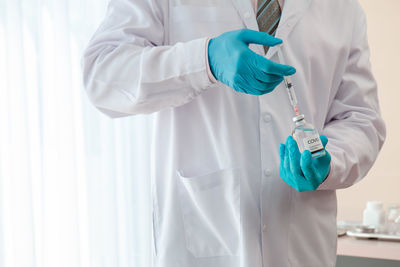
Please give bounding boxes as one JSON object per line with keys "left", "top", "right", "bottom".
{"left": 177, "top": 168, "right": 241, "bottom": 258}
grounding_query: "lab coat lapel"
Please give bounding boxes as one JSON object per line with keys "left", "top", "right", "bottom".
{"left": 229, "top": 0, "right": 258, "bottom": 30}
{"left": 229, "top": 0, "right": 266, "bottom": 54}
{"left": 266, "top": 0, "right": 313, "bottom": 58}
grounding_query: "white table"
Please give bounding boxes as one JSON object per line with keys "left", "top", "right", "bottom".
{"left": 337, "top": 235, "right": 400, "bottom": 261}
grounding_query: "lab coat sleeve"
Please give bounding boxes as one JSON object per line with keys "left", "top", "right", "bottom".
{"left": 318, "top": 2, "right": 386, "bottom": 190}
{"left": 82, "top": 0, "right": 213, "bottom": 117}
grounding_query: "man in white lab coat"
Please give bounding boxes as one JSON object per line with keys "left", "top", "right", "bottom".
{"left": 82, "top": 0, "right": 386, "bottom": 266}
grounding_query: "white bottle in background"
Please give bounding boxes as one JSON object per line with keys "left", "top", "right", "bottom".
{"left": 363, "top": 201, "right": 386, "bottom": 233}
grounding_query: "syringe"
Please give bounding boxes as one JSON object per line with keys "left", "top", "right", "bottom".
{"left": 277, "top": 47, "right": 300, "bottom": 116}
{"left": 282, "top": 76, "right": 300, "bottom": 116}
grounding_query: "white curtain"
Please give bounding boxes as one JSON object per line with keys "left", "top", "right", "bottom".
{"left": 0, "top": 1, "right": 152, "bottom": 267}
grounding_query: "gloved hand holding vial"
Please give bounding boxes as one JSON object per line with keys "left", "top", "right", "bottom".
{"left": 279, "top": 135, "right": 331, "bottom": 192}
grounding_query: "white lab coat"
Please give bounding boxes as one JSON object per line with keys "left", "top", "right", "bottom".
{"left": 83, "top": 0, "right": 386, "bottom": 266}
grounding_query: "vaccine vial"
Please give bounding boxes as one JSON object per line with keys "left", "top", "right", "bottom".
{"left": 292, "top": 114, "right": 326, "bottom": 158}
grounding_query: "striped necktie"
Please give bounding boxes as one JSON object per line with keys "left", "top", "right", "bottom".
{"left": 257, "top": 0, "right": 282, "bottom": 53}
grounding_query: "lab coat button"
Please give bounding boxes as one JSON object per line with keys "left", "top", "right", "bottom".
{"left": 244, "top": 11, "right": 251, "bottom": 19}
{"left": 263, "top": 114, "right": 272, "bottom": 123}
{"left": 263, "top": 169, "right": 272, "bottom": 177}
{"left": 262, "top": 224, "right": 267, "bottom": 232}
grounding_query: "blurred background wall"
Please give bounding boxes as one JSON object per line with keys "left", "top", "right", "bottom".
{"left": 337, "top": 0, "right": 400, "bottom": 221}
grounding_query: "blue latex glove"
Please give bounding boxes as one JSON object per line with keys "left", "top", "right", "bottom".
{"left": 208, "top": 29, "right": 296, "bottom": 95}
{"left": 279, "top": 135, "right": 331, "bottom": 192}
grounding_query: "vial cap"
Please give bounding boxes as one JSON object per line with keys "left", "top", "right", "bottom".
{"left": 292, "top": 114, "right": 305, "bottom": 122}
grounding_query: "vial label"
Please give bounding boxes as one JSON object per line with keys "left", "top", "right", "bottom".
{"left": 303, "top": 134, "right": 324, "bottom": 153}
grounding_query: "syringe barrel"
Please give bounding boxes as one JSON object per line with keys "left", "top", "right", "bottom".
{"left": 278, "top": 45, "right": 300, "bottom": 113}
{"left": 284, "top": 77, "right": 298, "bottom": 106}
